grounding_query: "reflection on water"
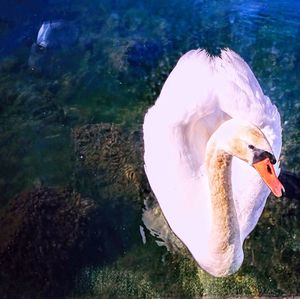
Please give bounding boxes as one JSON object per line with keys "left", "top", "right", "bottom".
{"left": 0, "top": 0, "right": 299, "bottom": 297}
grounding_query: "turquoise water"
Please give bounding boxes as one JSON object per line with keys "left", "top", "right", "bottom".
{"left": 0, "top": 0, "right": 299, "bottom": 297}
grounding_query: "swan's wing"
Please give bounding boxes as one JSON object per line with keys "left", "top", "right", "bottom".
{"left": 144, "top": 50, "right": 217, "bottom": 250}
{"left": 153, "top": 50, "right": 232, "bottom": 175}
{"left": 156, "top": 50, "right": 218, "bottom": 123}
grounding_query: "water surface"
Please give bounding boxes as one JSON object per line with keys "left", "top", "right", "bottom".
{"left": 0, "top": 0, "right": 299, "bottom": 297}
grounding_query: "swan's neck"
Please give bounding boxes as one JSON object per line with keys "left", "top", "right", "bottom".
{"left": 205, "top": 142, "right": 241, "bottom": 261}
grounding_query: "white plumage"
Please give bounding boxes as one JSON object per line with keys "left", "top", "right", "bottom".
{"left": 143, "top": 49, "right": 282, "bottom": 276}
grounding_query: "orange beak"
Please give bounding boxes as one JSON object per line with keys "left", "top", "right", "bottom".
{"left": 253, "top": 158, "right": 285, "bottom": 197}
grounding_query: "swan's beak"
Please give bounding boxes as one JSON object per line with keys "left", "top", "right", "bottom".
{"left": 253, "top": 158, "right": 285, "bottom": 197}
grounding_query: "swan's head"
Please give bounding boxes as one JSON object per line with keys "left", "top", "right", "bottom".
{"left": 209, "top": 118, "right": 284, "bottom": 197}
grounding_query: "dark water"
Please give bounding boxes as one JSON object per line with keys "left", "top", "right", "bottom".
{"left": 0, "top": 0, "right": 299, "bottom": 298}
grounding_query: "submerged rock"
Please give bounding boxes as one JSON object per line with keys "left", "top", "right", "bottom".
{"left": 72, "top": 123, "right": 185, "bottom": 253}
{"left": 72, "top": 123, "right": 152, "bottom": 263}
{"left": 0, "top": 188, "right": 95, "bottom": 297}
{"left": 72, "top": 123, "right": 146, "bottom": 201}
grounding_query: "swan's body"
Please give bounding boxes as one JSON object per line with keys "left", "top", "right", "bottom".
{"left": 143, "top": 49, "right": 283, "bottom": 277}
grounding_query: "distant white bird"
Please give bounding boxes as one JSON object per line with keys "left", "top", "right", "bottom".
{"left": 37, "top": 21, "right": 63, "bottom": 48}
{"left": 143, "top": 49, "right": 284, "bottom": 277}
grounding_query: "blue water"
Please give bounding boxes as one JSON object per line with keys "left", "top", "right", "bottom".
{"left": 0, "top": 0, "right": 299, "bottom": 297}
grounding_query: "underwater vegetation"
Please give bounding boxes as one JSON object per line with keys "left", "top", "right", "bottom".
{"left": 72, "top": 123, "right": 145, "bottom": 202}
{"left": 0, "top": 188, "right": 95, "bottom": 298}
{"left": 0, "top": 0, "right": 299, "bottom": 297}
{"left": 1, "top": 121, "right": 298, "bottom": 298}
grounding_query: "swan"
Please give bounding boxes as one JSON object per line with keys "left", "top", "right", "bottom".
{"left": 143, "top": 49, "right": 284, "bottom": 277}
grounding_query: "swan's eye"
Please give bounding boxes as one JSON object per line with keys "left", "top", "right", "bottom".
{"left": 248, "top": 144, "right": 254, "bottom": 150}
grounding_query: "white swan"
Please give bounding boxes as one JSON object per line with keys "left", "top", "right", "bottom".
{"left": 143, "top": 49, "right": 284, "bottom": 277}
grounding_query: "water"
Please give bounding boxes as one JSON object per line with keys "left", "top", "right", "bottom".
{"left": 0, "top": 0, "right": 299, "bottom": 297}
